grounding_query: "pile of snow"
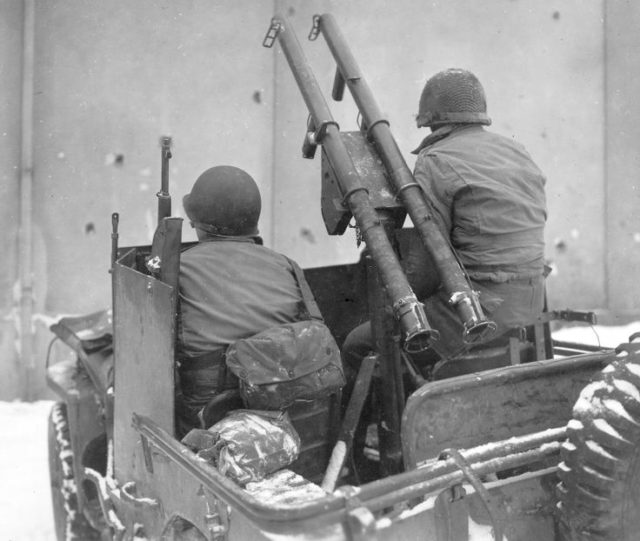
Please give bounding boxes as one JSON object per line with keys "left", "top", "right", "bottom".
{"left": 552, "top": 321, "right": 639, "bottom": 349}
{"left": 2, "top": 323, "right": 638, "bottom": 540}
{"left": 1, "top": 400, "right": 55, "bottom": 541}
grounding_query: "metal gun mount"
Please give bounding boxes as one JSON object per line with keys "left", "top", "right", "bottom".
{"left": 309, "top": 13, "right": 497, "bottom": 345}
{"left": 263, "top": 15, "right": 437, "bottom": 354}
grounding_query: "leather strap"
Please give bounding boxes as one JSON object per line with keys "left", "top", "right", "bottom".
{"left": 285, "top": 257, "right": 324, "bottom": 321}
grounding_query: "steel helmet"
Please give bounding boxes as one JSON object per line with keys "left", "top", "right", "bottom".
{"left": 183, "top": 166, "right": 261, "bottom": 236}
{"left": 416, "top": 68, "right": 491, "bottom": 129}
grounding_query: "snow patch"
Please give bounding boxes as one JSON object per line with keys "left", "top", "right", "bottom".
{"left": 567, "top": 419, "right": 584, "bottom": 431}
{"left": 573, "top": 381, "right": 610, "bottom": 416}
{"left": 0, "top": 400, "right": 56, "bottom": 540}
{"left": 592, "top": 418, "right": 625, "bottom": 441}
{"left": 582, "top": 464, "right": 612, "bottom": 483}
{"left": 585, "top": 439, "right": 616, "bottom": 460}
{"left": 626, "top": 362, "right": 640, "bottom": 379}
{"left": 602, "top": 398, "right": 635, "bottom": 424}
{"left": 612, "top": 378, "right": 640, "bottom": 402}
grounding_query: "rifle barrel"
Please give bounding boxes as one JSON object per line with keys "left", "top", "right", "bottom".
{"left": 158, "top": 136, "right": 172, "bottom": 224}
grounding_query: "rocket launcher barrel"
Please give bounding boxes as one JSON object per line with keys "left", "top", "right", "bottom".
{"left": 310, "top": 13, "right": 497, "bottom": 345}
{"left": 263, "top": 15, "right": 437, "bottom": 352}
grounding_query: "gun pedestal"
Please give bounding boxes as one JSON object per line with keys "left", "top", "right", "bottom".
{"left": 365, "top": 217, "right": 405, "bottom": 476}
{"left": 311, "top": 13, "right": 496, "bottom": 345}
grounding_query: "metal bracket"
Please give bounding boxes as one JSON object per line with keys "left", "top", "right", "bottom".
{"left": 438, "top": 448, "right": 504, "bottom": 541}
{"left": 308, "top": 14, "right": 321, "bottom": 41}
{"left": 365, "top": 118, "right": 390, "bottom": 142}
{"left": 262, "top": 19, "right": 283, "bottom": 48}
{"left": 346, "top": 507, "right": 377, "bottom": 541}
{"left": 84, "top": 467, "right": 126, "bottom": 539}
{"left": 539, "top": 309, "right": 597, "bottom": 325}
{"left": 615, "top": 340, "right": 640, "bottom": 356}
{"left": 202, "top": 489, "right": 230, "bottom": 541}
{"left": 434, "top": 484, "right": 469, "bottom": 541}
{"left": 335, "top": 486, "right": 377, "bottom": 541}
{"left": 140, "top": 433, "right": 154, "bottom": 474}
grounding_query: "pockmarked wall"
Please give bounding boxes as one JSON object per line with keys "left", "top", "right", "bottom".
{"left": 0, "top": 2, "right": 25, "bottom": 399}
{"left": 3, "top": 0, "right": 279, "bottom": 398}
{"left": 270, "top": 0, "right": 607, "bottom": 310}
{"left": 1, "top": 0, "right": 638, "bottom": 399}
{"left": 604, "top": 1, "right": 640, "bottom": 319}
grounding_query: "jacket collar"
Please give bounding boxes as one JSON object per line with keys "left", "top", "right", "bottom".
{"left": 411, "top": 124, "right": 484, "bottom": 155}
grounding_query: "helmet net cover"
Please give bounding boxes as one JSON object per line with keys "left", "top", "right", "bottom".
{"left": 183, "top": 165, "right": 261, "bottom": 237}
{"left": 417, "top": 69, "right": 492, "bottom": 129}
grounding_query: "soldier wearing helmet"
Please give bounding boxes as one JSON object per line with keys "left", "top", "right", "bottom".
{"left": 408, "top": 68, "right": 548, "bottom": 362}
{"left": 341, "top": 68, "right": 547, "bottom": 480}
{"left": 344, "top": 68, "right": 547, "bottom": 377}
{"left": 176, "top": 165, "right": 307, "bottom": 435}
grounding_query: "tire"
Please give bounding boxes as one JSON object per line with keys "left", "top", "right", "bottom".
{"left": 557, "top": 350, "right": 640, "bottom": 540}
{"left": 48, "top": 402, "right": 100, "bottom": 540}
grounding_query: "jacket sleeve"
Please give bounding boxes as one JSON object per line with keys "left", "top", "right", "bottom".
{"left": 413, "top": 151, "right": 461, "bottom": 236}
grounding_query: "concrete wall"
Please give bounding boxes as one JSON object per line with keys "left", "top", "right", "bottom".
{"left": 272, "top": 0, "right": 607, "bottom": 306}
{"left": 1, "top": 0, "right": 638, "bottom": 399}
{"left": 605, "top": 1, "right": 640, "bottom": 318}
{"left": 0, "top": 2, "right": 25, "bottom": 398}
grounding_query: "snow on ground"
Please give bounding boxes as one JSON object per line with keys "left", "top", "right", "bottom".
{"left": 1, "top": 323, "right": 638, "bottom": 540}
{"left": 1, "top": 400, "right": 56, "bottom": 541}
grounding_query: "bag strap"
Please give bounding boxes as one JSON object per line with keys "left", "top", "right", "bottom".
{"left": 178, "top": 349, "right": 230, "bottom": 394}
{"left": 285, "top": 257, "right": 323, "bottom": 321}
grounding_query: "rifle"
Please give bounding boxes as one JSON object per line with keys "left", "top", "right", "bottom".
{"left": 110, "top": 212, "right": 119, "bottom": 272}
{"left": 146, "top": 136, "right": 182, "bottom": 288}
{"left": 157, "top": 136, "right": 173, "bottom": 225}
{"left": 309, "top": 13, "right": 496, "bottom": 345}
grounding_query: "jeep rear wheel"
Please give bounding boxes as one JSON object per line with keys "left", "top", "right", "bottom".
{"left": 48, "top": 402, "right": 100, "bottom": 540}
{"left": 557, "top": 349, "right": 640, "bottom": 540}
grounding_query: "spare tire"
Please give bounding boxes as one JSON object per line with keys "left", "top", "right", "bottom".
{"left": 557, "top": 347, "right": 640, "bottom": 540}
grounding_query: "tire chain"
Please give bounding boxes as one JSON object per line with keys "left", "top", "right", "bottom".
{"left": 51, "top": 403, "right": 85, "bottom": 540}
{"left": 556, "top": 350, "right": 640, "bottom": 540}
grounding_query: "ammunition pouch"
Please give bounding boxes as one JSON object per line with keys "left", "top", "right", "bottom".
{"left": 225, "top": 320, "right": 345, "bottom": 410}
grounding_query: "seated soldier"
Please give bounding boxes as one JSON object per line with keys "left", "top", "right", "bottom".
{"left": 176, "top": 165, "right": 307, "bottom": 436}
{"left": 344, "top": 68, "right": 548, "bottom": 374}
{"left": 341, "top": 69, "right": 548, "bottom": 479}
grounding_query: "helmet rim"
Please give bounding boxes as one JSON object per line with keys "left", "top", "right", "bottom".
{"left": 183, "top": 165, "right": 261, "bottom": 237}
{"left": 417, "top": 68, "right": 491, "bottom": 129}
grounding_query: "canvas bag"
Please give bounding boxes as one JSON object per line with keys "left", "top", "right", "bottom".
{"left": 225, "top": 258, "right": 345, "bottom": 410}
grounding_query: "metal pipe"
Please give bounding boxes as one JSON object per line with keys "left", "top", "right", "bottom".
{"left": 19, "top": 0, "right": 35, "bottom": 400}
{"left": 322, "top": 352, "right": 377, "bottom": 492}
{"left": 553, "top": 340, "right": 607, "bottom": 353}
{"left": 134, "top": 414, "right": 564, "bottom": 525}
{"left": 263, "top": 15, "right": 436, "bottom": 352}
{"left": 367, "top": 246, "right": 404, "bottom": 475}
{"left": 363, "top": 442, "right": 562, "bottom": 514}
{"left": 313, "top": 13, "right": 497, "bottom": 346}
{"left": 359, "top": 426, "right": 567, "bottom": 502}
